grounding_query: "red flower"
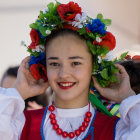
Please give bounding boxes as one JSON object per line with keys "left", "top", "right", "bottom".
{"left": 29, "top": 29, "right": 39, "bottom": 49}
{"left": 30, "top": 63, "right": 47, "bottom": 82}
{"left": 86, "top": 27, "right": 91, "bottom": 33}
{"left": 125, "top": 55, "right": 131, "bottom": 60}
{"left": 62, "top": 23, "right": 78, "bottom": 31}
{"left": 93, "top": 32, "right": 116, "bottom": 51}
{"left": 57, "top": 1, "right": 82, "bottom": 22}
{"left": 132, "top": 55, "right": 140, "bottom": 61}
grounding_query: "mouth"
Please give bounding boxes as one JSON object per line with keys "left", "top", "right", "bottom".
{"left": 57, "top": 82, "right": 76, "bottom": 90}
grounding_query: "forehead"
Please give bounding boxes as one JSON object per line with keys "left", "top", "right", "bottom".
{"left": 46, "top": 35, "right": 90, "bottom": 58}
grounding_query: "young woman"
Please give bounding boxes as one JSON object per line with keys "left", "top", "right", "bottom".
{"left": 0, "top": 1, "right": 139, "bottom": 140}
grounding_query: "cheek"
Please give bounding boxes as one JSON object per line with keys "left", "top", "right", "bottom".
{"left": 47, "top": 68, "right": 58, "bottom": 84}
{"left": 73, "top": 66, "right": 92, "bottom": 81}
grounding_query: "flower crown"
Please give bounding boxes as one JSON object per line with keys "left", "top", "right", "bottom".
{"left": 25, "top": 1, "right": 121, "bottom": 116}
{"left": 27, "top": 1, "right": 118, "bottom": 87}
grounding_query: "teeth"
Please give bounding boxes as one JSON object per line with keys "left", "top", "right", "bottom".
{"left": 59, "top": 83, "right": 74, "bottom": 87}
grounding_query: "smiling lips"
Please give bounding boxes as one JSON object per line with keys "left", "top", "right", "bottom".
{"left": 57, "top": 82, "right": 76, "bottom": 90}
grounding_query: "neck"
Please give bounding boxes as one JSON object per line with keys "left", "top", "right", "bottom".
{"left": 53, "top": 94, "right": 89, "bottom": 109}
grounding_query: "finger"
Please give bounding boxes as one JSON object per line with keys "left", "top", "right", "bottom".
{"left": 25, "top": 61, "right": 30, "bottom": 69}
{"left": 115, "top": 64, "right": 129, "bottom": 77}
{"left": 20, "top": 57, "right": 30, "bottom": 70}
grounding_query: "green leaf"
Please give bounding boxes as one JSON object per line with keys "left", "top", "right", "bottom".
{"left": 39, "top": 11, "right": 44, "bottom": 19}
{"left": 96, "top": 46, "right": 109, "bottom": 56}
{"left": 27, "top": 48, "right": 41, "bottom": 57}
{"left": 87, "top": 32, "right": 95, "bottom": 40}
{"left": 113, "top": 57, "right": 118, "bottom": 63}
{"left": 101, "top": 68, "right": 109, "bottom": 80}
{"left": 87, "top": 40, "right": 96, "bottom": 55}
{"left": 30, "top": 23, "right": 38, "bottom": 29}
{"left": 97, "top": 77, "right": 110, "bottom": 87}
{"left": 27, "top": 48, "right": 32, "bottom": 53}
{"left": 120, "top": 52, "right": 128, "bottom": 60}
{"left": 110, "top": 75, "right": 118, "bottom": 83}
{"left": 78, "top": 27, "right": 86, "bottom": 35}
{"left": 97, "top": 13, "right": 103, "bottom": 20}
{"left": 111, "top": 65, "right": 119, "bottom": 73}
{"left": 39, "top": 26, "right": 47, "bottom": 36}
{"left": 103, "top": 19, "right": 112, "bottom": 26}
{"left": 47, "top": 2, "right": 54, "bottom": 11}
{"left": 36, "top": 21, "right": 42, "bottom": 27}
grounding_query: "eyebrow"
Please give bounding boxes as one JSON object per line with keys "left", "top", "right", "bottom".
{"left": 47, "top": 57, "right": 58, "bottom": 60}
{"left": 68, "top": 56, "right": 84, "bottom": 59}
{"left": 47, "top": 56, "right": 84, "bottom": 60}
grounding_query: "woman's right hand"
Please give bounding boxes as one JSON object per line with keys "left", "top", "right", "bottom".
{"left": 13, "top": 57, "right": 48, "bottom": 100}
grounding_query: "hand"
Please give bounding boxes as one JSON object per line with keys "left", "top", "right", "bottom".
{"left": 92, "top": 64, "right": 136, "bottom": 103}
{"left": 13, "top": 57, "right": 48, "bottom": 100}
{"left": 26, "top": 101, "right": 43, "bottom": 110}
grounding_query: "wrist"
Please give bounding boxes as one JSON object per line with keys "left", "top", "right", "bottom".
{"left": 12, "top": 84, "right": 28, "bottom": 100}
{"left": 119, "top": 90, "right": 136, "bottom": 104}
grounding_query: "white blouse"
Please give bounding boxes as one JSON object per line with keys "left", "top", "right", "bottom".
{"left": 0, "top": 87, "right": 140, "bottom": 140}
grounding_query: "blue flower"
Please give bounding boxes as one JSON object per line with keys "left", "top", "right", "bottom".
{"left": 35, "top": 29, "right": 46, "bottom": 39}
{"left": 86, "top": 19, "right": 106, "bottom": 35}
{"left": 28, "top": 53, "right": 46, "bottom": 67}
{"left": 38, "top": 30, "right": 46, "bottom": 39}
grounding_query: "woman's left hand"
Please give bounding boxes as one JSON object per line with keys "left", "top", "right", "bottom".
{"left": 92, "top": 64, "right": 136, "bottom": 103}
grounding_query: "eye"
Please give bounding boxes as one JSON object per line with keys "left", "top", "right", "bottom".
{"left": 49, "top": 62, "right": 60, "bottom": 67}
{"left": 72, "top": 62, "right": 81, "bottom": 66}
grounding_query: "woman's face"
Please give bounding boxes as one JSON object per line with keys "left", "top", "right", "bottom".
{"left": 46, "top": 35, "right": 92, "bottom": 105}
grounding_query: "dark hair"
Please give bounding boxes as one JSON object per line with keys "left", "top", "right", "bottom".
{"left": 1, "top": 66, "right": 19, "bottom": 85}
{"left": 120, "top": 60, "right": 140, "bottom": 94}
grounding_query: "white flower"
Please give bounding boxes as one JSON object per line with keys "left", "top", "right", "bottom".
{"left": 97, "top": 51, "right": 114, "bottom": 63}
{"left": 32, "top": 49, "right": 35, "bottom": 52}
{"left": 72, "top": 12, "right": 87, "bottom": 28}
{"left": 96, "top": 37, "right": 102, "bottom": 43}
{"left": 32, "top": 45, "right": 45, "bottom": 52}
{"left": 43, "top": 7, "right": 49, "bottom": 14}
{"left": 105, "top": 50, "right": 114, "bottom": 61}
{"left": 98, "top": 56, "right": 102, "bottom": 63}
{"left": 45, "top": 30, "right": 51, "bottom": 35}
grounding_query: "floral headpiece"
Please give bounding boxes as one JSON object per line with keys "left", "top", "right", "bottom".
{"left": 25, "top": 1, "right": 120, "bottom": 116}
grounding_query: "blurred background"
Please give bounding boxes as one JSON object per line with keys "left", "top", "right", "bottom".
{"left": 0, "top": 0, "right": 140, "bottom": 79}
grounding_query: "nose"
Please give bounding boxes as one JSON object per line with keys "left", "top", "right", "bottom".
{"left": 58, "top": 65, "right": 70, "bottom": 79}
